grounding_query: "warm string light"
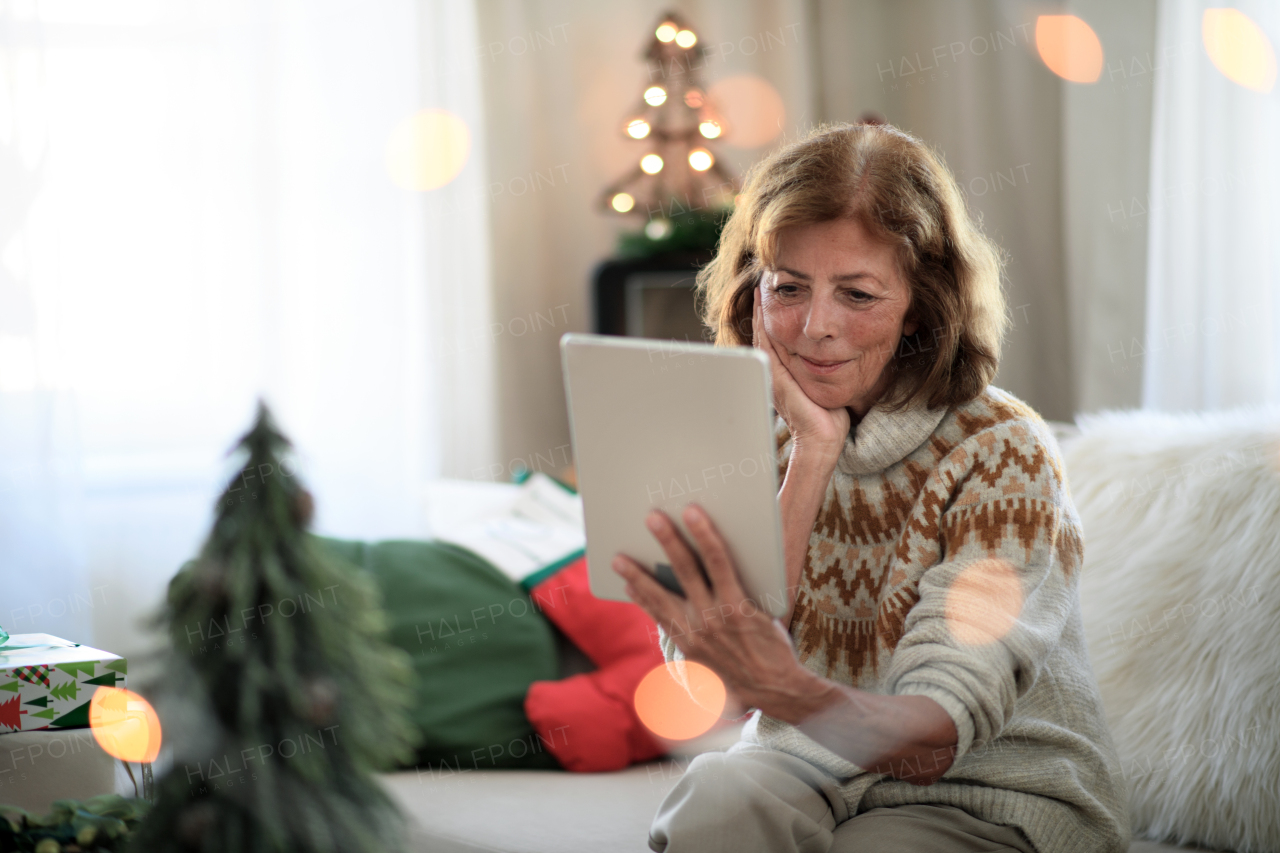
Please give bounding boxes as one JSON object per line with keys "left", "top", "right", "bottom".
{"left": 89, "top": 687, "right": 162, "bottom": 764}
{"left": 944, "top": 559, "right": 1024, "bottom": 646}
{"left": 1032, "top": 11, "right": 1277, "bottom": 92}
{"left": 640, "top": 153, "right": 664, "bottom": 174}
{"left": 688, "top": 148, "right": 713, "bottom": 171}
{"left": 655, "top": 22, "right": 677, "bottom": 43}
{"left": 1034, "top": 15, "right": 1104, "bottom": 83}
{"left": 645, "top": 218, "right": 673, "bottom": 240}
{"left": 611, "top": 192, "right": 635, "bottom": 213}
{"left": 707, "top": 74, "right": 786, "bottom": 147}
{"left": 634, "top": 661, "right": 725, "bottom": 740}
{"left": 385, "top": 108, "right": 470, "bottom": 191}
{"left": 698, "top": 120, "right": 721, "bottom": 139}
{"left": 1202, "top": 8, "right": 1277, "bottom": 93}
{"left": 626, "top": 118, "right": 651, "bottom": 139}
{"left": 644, "top": 86, "right": 667, "bottom": 107}
{"left": 675, "top": 29, "right": 697, "bottom": 48}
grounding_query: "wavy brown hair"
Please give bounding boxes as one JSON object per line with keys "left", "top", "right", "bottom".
{"left": 698, "top": 122, "right": 1007, "bottom": 411}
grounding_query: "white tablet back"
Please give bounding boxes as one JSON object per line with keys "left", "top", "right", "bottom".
{"left": 561, "top": 334, "right": 789, "bottom": 618}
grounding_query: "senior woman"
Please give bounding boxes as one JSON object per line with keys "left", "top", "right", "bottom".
{"left": 612, "top": 123, "right": 1128, "bottom": 853}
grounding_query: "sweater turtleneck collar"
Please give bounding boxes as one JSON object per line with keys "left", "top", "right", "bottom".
{"left": 836, "top": 397, "right": 949, "bottom": 476}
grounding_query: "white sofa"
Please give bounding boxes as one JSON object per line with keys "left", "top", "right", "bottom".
{"left": 380, "top": 763, "right": 1210, "bottom": 853}
{"left": 0, "top": 726, "right": 1203, "bottom": 852}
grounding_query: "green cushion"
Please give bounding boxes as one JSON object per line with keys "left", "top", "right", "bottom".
{"left": 317, "top": 537, "right": 560, "bottom": 771}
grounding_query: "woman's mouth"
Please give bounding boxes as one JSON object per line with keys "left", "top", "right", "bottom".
{"left": 796, "top": 354, "right": 851, "bottom": 376}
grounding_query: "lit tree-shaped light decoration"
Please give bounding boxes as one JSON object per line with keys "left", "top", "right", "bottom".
{"left": 601, "top": 12, "right": 737, "bottom": 240}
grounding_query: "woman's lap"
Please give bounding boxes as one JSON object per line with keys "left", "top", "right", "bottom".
{"left": 648, "top": 743, "right": 847, "bottom": 853}
{"left": 649, "top": 744, "right": 1033, "bottom": 853}
{"left": 829, "top": 804, "right": 1035, "bottom": 852}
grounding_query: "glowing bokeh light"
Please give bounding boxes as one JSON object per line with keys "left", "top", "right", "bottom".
{"left": 684, "top": 89, "right": 704, "bottom": 109}
{"left": 645, "top": 218, "right": 673, "bottom": 239}
{"left": 688, "top": 148, "right": 714, "bottom": 171}
{"left": 611, "top": 192, "right": 635, "bottom": 213}
{"left": 640, "top": 153, "right": 664, "bottom": 174}
{"left": 634, "top": 661, "right": 725, "bottom": 740}
{"left": 1035, "top": 15, "right": 1104, "bottom": 83}
{"left": 707, "top": 75, "right": 786, "bottom": 148}
{"left": 945, "top": 559, "right": 1024, "bottom": 646}
{"left": 626, "top": 118, "right": 651, "bottom": 139}
{"left": 89, "top": 687, "right": 162, "bottom": 764}
{"left": 675, "top": 29, "right": 698, "bottom": 49}
{"left": 644, "top": 86, "right": 668, "bottom": 107}
{"left": 699, "top": 120, "right": 722, "bottom": 139}
{"left": 1202, "top": 8, "right": 1277, "bottom": 93}
{"left": 385, "top": 109, "right": 470, "bottom": 191}
{"left": 656, "top": 22, "right": 677, "bottom": 43}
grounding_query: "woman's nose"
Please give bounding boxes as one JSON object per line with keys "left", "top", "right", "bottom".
{"left": 803, "top": 292, "right": 838, "bottom": 340}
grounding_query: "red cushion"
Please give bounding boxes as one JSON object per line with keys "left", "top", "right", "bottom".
{"left": 523, "top": 559, "right": 666, "bottom": 772}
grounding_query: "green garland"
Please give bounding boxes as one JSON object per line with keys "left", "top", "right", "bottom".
{"left": 615, "top": 206, "right": 731, "bottom": 259}
{"left": 0, "top": 796, "right": 147, "bottom": 853}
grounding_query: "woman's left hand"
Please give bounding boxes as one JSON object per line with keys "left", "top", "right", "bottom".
{"left": 613, "top": 505, "right": 832, "bottom": 723}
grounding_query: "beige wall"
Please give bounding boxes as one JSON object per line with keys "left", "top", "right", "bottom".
{"left": 1061, "top": 0, "right": 1156, "bottom": 413}
{"left": 475, "top": 0, "right": 1153, "bottom": 476}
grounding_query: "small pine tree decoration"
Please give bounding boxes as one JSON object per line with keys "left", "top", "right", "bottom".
{"left": 601, "top": 10, "right": 737, "bottom": 255}
{"left": 133, "top": 402, "right": 417, "bottom": 853}
{"left": 48, "top": 681, "right": 79, "bottom": 702}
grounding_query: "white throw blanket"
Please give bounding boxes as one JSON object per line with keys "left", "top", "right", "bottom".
{"left": 1064, "top": 406, "right": 1280, "bottom": 853}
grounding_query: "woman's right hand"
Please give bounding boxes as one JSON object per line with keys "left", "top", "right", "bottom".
{"left": 753, "top": 283, "right": 847, "bottom": 619}
{"left": 753, "top": 285, "right": 850, "bottom": 461}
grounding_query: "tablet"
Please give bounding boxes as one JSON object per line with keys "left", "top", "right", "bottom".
{"left": 561, "top": 333, "right": 789, "bottom": 618}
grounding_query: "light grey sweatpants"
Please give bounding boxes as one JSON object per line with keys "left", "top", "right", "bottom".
{"left": 649, "top": 743, "right": 1037, "bottom": 853}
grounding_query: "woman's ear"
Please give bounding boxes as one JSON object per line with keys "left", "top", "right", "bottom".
{"left": 901, "top": 291, "right": 919, "bottom": 338}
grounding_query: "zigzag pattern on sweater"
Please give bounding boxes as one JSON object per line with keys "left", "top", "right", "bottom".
{"left": 779, "top": 389, "right": 1075, "bottom": 686}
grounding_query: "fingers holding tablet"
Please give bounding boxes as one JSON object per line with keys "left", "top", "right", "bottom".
{"left": 613, "top": 505, "right": 756, "bottom": 637}
{"left": 612, "top": 553, "right": 687, "bottom": 633}
{"left": 643, "top": 510, "right": 715, "bottom": 608}
{"left": 679, "top": 505, "right": 751, "bottom": 605}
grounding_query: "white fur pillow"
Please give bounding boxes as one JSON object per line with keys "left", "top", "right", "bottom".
{"left": 1062, "top": 407, "right": 1280, "bottom": 853}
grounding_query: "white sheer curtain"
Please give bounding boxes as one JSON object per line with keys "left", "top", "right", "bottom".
{"left": 0, "top": 0, "right": 491, "bottom": 664}
{"left": 1144, "top": 0, "right": 1280, "bottom": 410}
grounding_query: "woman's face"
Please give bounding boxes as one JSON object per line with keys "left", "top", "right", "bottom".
{"left": 760, "top": 218, "right": 917, "bottom": 416}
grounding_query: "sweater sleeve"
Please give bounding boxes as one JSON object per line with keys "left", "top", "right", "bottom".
{"left": 883, "top": 418, "right": 1083, "bottom": 759}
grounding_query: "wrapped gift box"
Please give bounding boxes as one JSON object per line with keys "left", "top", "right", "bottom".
{"left": 0, "top": 634, "right": 126, "bottom": 734}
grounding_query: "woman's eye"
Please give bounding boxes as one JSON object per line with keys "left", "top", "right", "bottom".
{"left": 845, "top": 290, "right": 873, "bottom": 302}
{"left": 773, "top": 283, "right": 801, "bottom": 297}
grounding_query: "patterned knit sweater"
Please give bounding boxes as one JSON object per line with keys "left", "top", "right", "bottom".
{"left": 660, "top": 386, "right": 1129, "bottom": 853}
